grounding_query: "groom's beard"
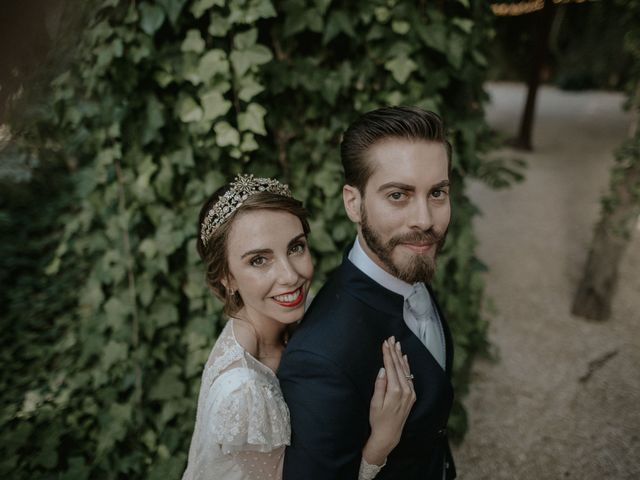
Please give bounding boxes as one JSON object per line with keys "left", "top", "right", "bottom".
{"left": 360, "top": 206, "right": 447, "bottom": 284}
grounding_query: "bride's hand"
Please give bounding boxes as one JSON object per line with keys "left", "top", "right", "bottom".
{"left": 362, "top": 336, "right": 416, "bottom": 466}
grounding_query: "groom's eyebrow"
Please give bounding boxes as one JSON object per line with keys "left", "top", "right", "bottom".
{"left": 432, "top": 180, "right": 450, "bottom": 190}
{"left": 378, "top": 180, "right": 451, "bottom": 192}
{"left": 377, "top": 182, "right": 415, "bottom": 192}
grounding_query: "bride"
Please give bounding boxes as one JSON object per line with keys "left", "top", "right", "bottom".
{"left": 182, "top": 174, "right": 416, "bottom": 480}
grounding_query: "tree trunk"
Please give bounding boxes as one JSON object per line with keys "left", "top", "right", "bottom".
{"left": 572, "top": 85, "right": 640, "bottom": 320}
{"left": 512, "top": 0, "right": 556, "bottom": 151}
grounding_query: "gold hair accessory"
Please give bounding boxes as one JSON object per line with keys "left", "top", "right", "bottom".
{"left": 200, "top": 174, "right": 292, "bottom": 246}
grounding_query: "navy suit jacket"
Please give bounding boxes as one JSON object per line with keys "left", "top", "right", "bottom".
{"left": 278, "top": 256, "right": 456, "bottom": 479}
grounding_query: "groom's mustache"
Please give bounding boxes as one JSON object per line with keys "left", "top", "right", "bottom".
{"left": 387, "top": 229, "right": 446, "bottom": 249}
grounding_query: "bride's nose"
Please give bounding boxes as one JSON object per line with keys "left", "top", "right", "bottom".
{"left": 275, "top": 257, "right": 299, "bottom": 285}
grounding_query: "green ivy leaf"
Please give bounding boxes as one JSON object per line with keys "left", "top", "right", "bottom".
{"left": 104, "top": 296, "right": 130, "bottom": 330}
{"left": 240, "top": 132, "right": 259, "bottom": 152}
{"left": 139, "top": 3, "right": 165, "bottom": 35}
{"left": 323, "top": 11, "right": 356, "bottom": 44}
{"left": 143, "top": 95, "right": 165, "bottom": 145}
{"left": 213, "top": 121, "right": 240, "bottom": 147}
{"left": 208, "top": 12, "right": 231, "bottom": 37}
{"left": 181, "top": 29, "right": 205, "bottom": 53}
{"left": 234, "top": 28, "right": 258, "bottom": 50}
{"left": 197, "top": 49, "right": 230, "bottom": 82}
{"left": 230, "top": 44, "right": 273, "bottom": 76}
{"left": 238, "top": 76, "right": 265, "bottom": 102}
{"left": 448, "top": 32, "right": 466, "bottom": 70}
{"left": 200, "top": 90, "right": 232, "bottom": 121}
{"left": 452, "top": 18, "right": 474, "bottom": 34}
{"left": 154, "top": 301, "right": 179, "bottom": 328}
{"left": 191, "top": 0, "right": 224, "bottom": 19}
{"left": 238, "top": 103, "right": 267, "bottom": 135}
{"left": 102, "top": 341, "right": 129, "bottom": 370}
{"left": 157, "top": 0, "right": 188, "bottom": 25}
{"left": 391, "top": 20, "right": 411, "bottom": 35}
{"left": 416, "top": 22, "right": 448, "bottom": 54}
{"left": 176, "top": 95, "right": 204, "bottom": 123}
{"left": 243, "top": 0, "right": 277, "bottom": 22}
{"left": 384, "top": 55, "right": 418, "bottom": 84}
{"left": 374, "top": 6, "right": 390, "bottom": 23}
{"left": 308, "top": 219, "right": 336, "bottom": 253}
{"left": 154, "top": 157, "right": 174, "bottom": 201}
{"left": 149, "top": 367, "right": 185, "bottom": 400}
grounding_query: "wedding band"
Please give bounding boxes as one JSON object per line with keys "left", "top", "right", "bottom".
{"left": 405, "top": 374, "right": 414, "bottom": 380}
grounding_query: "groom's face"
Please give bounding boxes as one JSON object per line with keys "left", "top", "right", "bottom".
{"left": 343, "top": 137, "right": 451, "bottom": 283}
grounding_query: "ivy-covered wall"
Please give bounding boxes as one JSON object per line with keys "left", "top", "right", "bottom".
{"left": 1, "top": 1, "right": 506, "bottom": 478}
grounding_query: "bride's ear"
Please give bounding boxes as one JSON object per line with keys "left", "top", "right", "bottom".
{"left": 343, "top": 184, "right": 362, "bottom": 223}
{"left": 221, "top": 275, "right": 238, "bottom": 295}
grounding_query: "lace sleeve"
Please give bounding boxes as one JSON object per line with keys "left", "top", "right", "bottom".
{"left": 358, "top": 457, "right": 386, "bottom": 480}
{"left": 205, "top": 367, "right": 290, "bottom": 454}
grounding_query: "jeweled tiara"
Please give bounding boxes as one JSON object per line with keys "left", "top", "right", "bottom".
{"left": 200, "top": 174, "right": 292, "bottom": 246}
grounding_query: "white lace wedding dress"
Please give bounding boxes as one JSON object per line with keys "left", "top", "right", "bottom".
{"left": 181, "top": 318, "right": 383, "bottom": 480}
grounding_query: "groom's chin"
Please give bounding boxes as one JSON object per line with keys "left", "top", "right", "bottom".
{"left": 392, "top": 254, "right": 436, "bottom": 284}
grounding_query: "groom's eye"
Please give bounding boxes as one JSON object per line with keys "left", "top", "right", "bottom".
{"left": 388, "top": 191, "right": 406, "bottom": 201}
{"left": 431, "top": 188, "right": 449, "bottom": 199}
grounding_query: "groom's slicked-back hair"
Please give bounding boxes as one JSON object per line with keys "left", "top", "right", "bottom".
{"left": 340, "top": 106, "right": 452, "bottom": 194}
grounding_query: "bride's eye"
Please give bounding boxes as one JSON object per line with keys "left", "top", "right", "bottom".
{"left": 250, "top": 256, "right": 267, "bottom": 267}
{"left": 289, "top": 242, "right": 306, "bottom": 255}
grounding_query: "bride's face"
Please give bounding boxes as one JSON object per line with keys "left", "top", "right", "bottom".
{"left": 225, "top": 209, "right": 313, "bottom": 326}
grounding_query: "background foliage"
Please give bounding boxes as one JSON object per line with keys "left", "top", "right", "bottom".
{"left": 489, "top": 1, "right": 632, "bottom": 91}
{"left": 1, "top": 0, "right": 513, "bottom": 478}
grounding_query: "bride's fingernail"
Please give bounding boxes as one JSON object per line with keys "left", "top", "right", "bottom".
{"left": 396, "top": 341, "right": 401, "bottom": 351}
{"left": 378, "top": 367, "right": 386, "bottom": 378}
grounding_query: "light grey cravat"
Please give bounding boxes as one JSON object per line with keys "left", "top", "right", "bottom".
{"left": 406, "top": 283, "right": 446, "bottom": 370}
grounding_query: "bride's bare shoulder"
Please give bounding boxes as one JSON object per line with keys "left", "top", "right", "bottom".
{"left": 230, "top": 318, "right": 259, "bottom": 357}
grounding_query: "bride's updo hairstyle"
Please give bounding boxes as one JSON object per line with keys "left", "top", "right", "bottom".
{"left": 196, "top": 175, "right": 310, "bottom": 316}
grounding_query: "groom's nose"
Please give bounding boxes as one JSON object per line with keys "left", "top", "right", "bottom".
{"left": 408, "top": 197, "right": 433, "bottom": 231}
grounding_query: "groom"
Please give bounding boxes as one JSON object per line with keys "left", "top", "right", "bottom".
{"left": 278, "top": 106, "right": 456, "bottom": 479}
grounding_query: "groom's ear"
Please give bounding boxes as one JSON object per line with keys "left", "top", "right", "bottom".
{"left": 343, "top": 184, "right": 362, "bottom": 223}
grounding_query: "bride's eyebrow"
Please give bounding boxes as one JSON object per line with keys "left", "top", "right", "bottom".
{"left": 240, "top": 232, "right": 307, "bottom": 259}
{"left": 288, "top": 233, "right": 306, "bottom": 247}
{"left": 241, "top": 248, "right": 272, "bottom": 259}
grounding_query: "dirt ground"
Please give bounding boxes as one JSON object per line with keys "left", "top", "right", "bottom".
{"left": 452, "top": 83, "right": 640, "bottom": 479}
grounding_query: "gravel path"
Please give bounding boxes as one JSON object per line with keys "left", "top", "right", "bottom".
{"left": 452, "top": 83, "right": 640, "bottom": 479}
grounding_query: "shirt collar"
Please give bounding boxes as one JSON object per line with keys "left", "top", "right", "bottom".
{"left": 348, "top": 235, "right": 414, "bottom": 299}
